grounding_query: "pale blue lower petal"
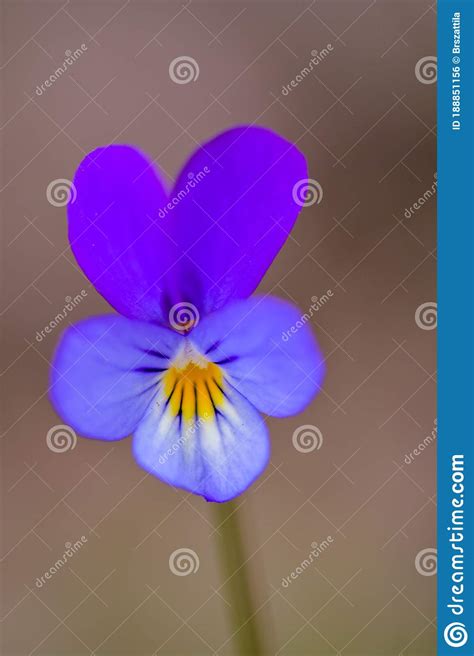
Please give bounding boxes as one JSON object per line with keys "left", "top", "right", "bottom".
{"left": 132, "top": 383, "right": 270, "bottom": 502}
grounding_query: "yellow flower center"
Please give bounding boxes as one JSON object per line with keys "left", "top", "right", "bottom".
{"left": 162, "top": 342, "right": 225, "bottom": 422}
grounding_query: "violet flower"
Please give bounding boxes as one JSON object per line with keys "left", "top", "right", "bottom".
{"left": 50, "top": 126, "right": 325, "bottom": 502}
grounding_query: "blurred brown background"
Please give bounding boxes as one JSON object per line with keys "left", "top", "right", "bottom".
{"left": 1, "top": 1, "right": 436, "bottom": 654}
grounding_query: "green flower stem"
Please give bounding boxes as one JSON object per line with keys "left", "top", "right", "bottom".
{"left": 213, "top": 500, "right": 265, "bottom": 655}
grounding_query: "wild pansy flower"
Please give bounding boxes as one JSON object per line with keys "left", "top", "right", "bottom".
{"left": 50, "top": 126, "right": 325, "bottom": 502}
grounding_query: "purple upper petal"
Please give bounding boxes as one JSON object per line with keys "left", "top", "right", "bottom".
{"left": 67, "top": 146, "right": 181, "bottom": 323}
{"left": 170, "top": 126, "right": 308, "bottom": 314}
{"left": 67, "top": 128, "right": 307, "bottom": 324}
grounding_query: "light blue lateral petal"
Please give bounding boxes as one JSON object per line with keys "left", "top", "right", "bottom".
{"left": 190, "top": 296, "right": 325, "bottom": 417}
{"left": 132, "top": 383, "right": 270, "bottom": 502}
{"left": 50, "top": 315, "right": 182, "bottom": 439}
